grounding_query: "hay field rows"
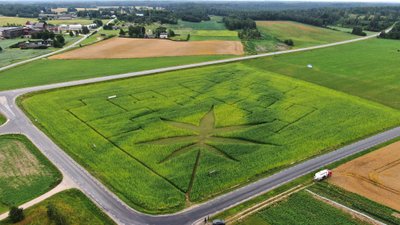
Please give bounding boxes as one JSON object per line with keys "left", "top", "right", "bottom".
{"left": 330, "top": 141, "right": 400, "bottom": 211}
{"left": 234, "top": 191, "right": 365, "bottom": 225}
{"left": 21, "top": 62, "right": 400, "bottom": 213}
{"left": 50, "top": 38, "right": 244, "bottom": 59}
{"left": 0, "top": 135, "right": 61, "bottom": 213}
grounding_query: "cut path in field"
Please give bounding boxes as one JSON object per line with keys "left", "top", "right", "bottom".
{"left": 330, "top": 141, "right": 400, "bottom": 211}
{"left": 50, "top": 37, "right": 244, "bottom": 59}
{"left": 0, "top": 28, "right": 396, "bottom": 225}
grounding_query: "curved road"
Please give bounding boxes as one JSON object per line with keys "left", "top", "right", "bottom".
{"left": 0, "top": 30, "right": 398, "bottom": 225}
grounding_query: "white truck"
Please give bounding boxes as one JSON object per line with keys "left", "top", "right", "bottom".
{"left": 314, "top": 169, "right": 332, "bottom": 181}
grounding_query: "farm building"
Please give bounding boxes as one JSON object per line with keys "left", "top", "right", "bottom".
{"left": 159, "top": 33, "right": 168, "bottom": 39}
{"left": 18, "top": 39, "right": 53, "bottom": 49}
{"left": 59, "top": 24, "right": 83, "bottom": 31}
{"left": 0, "top": 27, "right": 24, "bottom": 39}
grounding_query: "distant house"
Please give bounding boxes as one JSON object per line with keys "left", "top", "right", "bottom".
{"left": 33, "top": 22, "right": 47, "bottom": 31}
{"left": 135, "top": 13, "right": 144, "bottom": 17}
{"left": 159, "top": 32, "right": 168, "bottom": 39}
{"left": 19, "top": 39, "right": 53, "bottom": 49}
{"left": 87, "top": 24, "right": 98, "bottom": 29}
{"left": 57, "top": 14, "right": 75, "bottom": 20}
{"left": 39, "top": 13, "right": 58, "bottom": 20}
{"left": 0, "top": 27, "right": 24, "bottom": 39}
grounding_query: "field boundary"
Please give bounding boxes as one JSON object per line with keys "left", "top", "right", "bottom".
{"left": 306, "top": 189, "right": 386, "bottom": 225}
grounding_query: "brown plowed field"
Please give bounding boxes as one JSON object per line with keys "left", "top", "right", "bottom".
{"left": 50, "top": 37, "right": 244, "bottom": 59}
{"left": 329, "top": 141, "right": 400, "bottom": 211}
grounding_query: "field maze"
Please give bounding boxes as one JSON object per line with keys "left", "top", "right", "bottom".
{"left": 21, "top": 63, "right": 400, "bottom": 213}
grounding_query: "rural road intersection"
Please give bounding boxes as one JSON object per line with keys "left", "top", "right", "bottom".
{"left": 0, "top": 29, "right": 399, "bottom": 225}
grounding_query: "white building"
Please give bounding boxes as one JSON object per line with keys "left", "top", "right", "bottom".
{"left": 159, "top": 33, "right": 168, "bottom": 39}
{"left": 59, "top": 24, "right": 83, "bottom": 31}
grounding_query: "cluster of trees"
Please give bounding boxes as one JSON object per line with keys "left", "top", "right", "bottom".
{"left": 0, "top": 4, "right": 45, "bottom": 17}
{"left": 8, "top": 206, "right": 24, "bottom": 223}
{"left": 103, "top": 23, "right": 114, "bottom": 30}
{"left": 167, "top": 3, "right": 400, "bottom": 31}
{"left": 116, "top": 10, "right": 178, "bottom": 25}
{"left": 352, "top": 27, "right": 367, "bottom": 36}
{"left": 128, "top": 25, "right": 145, "bottom": 38}
{"left": 47, "top": 204, "right": 68, "bottom": 225}
{"left": 238, "top": 29, "right": 261, "bottom": 40}
{"left": 223, "top": 17, "right": 256, "bottom": 30}
{"left": 379, "top": 23, "right": 400, "bottom": 39}
{"left": 121, "top": 25, "right": 175, "bottom": 38}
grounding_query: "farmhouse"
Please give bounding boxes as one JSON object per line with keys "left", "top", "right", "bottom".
{"left": 0, "top": 27, "right": 24, "bottom": 39}
{"left": 159, "top": 32, "right": 168, "bottom": 39}
{"left": 18, "top": 39, "right": 53, "bottom": 49}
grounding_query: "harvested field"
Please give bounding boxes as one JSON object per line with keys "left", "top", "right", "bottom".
{"left": 50, "top": 37, "right": 244, "bottom": 59}
{"left": 330, "top": 141, "right": 400, "bottom": 211}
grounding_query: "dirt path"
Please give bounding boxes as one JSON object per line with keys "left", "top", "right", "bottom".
{"left": 50, "top": 38, "right": 244, "bottom": 59}
{"left": 329, "top": 141, "right": 400, "bottom": 211}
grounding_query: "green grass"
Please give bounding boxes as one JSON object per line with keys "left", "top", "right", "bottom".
{"left": 235, "top": 191, "right": 364, "bottom": 225}
{"left": 328, "top": 26, "right": 378, "bottom": 36}
{"left": 189, "top": 30, "right": 239, "bottom": 41}
{"left": 0, "top": 189, "right": 116, "bottom": 225}
{"left": 170, "top": 16, "right": 227, "bottom": 30}
{"left": 0, "top": 35, "right": 80, "bottom": 67}
{"left": 20, "top": 61, "right": 400, "bottom": 214}
{"left": 242, "top": 38, "right": 400, "bottom": 109}
{"left": 0, "top": 114, "right": 5, "bottom": 125}
{"left": 310, "top": 182, "right": 400, "bottom": 225}
{"left": 80, "top": 29, "right": 120, "bottom": 46}
{"left": 0, "top": 55, "right": 234, "bottom": 91}
{"left": 0, "top": 134, "right": 61, "bottom": 213}
{"left": 245, "top": 21, "right": 357, "bottom": 54}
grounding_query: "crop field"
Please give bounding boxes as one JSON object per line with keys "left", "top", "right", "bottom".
{"left": 1, "top": 189, "right": 116, "bottom": 225}
{"left": 257, "top": 21, "right": 356, "bottom": 48}
{"left": 20, "top": 62, "right": 400, "bottom": 213}
{"left": 0, "top": 135, "right": 61, "bottom": 213}
{"left": 0, "top": 55, "right": 233, "bottom": 91}
{"left": 50, "top": 37, "right": 244, "bottom": 59}
{"left": 189, "top": 30, "right": 239, "bottom": 41}
{"left": 244, "top": 21, "right": 356, "bottom": 54}
{"left": 170, "top": 16, "right": 227, "bottom": 30}
{"left": 234, "top": 191, "right": 364, "bottom": 225}
{"left": 243, "top": 38, "right": 400, "bottom": 109}
{"left": 311, "top": 182, "right": 400, "bottom": 225}
{"left": 0, "top": 16, "right": 104, "bottom": 26}
{"left": 329, "top": 141, "right": 400, "bottom": 211}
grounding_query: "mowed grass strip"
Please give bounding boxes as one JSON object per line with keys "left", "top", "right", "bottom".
{"left": 20, "top": 62, "right": 400, "bottom": 213}
{"left": 0, "top": 189, "right": 116, "bottom": 225}
{"left": 234, "top": 191, "right": 365, "bottom": 225}
{"left": 243, "top": 38, "right": 400, "bottom": 109}
{"left": 0, "top": 135, "right": 61, "bottom": 213}
{"left": 0, "top": 55, "right": 234, "bottom": 91}
{"left": 189, "top": 30, "right": 240, "bottom": 41}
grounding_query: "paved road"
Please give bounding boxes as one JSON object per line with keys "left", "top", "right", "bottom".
{"left": 0, "top": 29, "right": 398, "bottom": 225}
{"left": 0, "top": 19, "right": 115, "bottom": 73}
